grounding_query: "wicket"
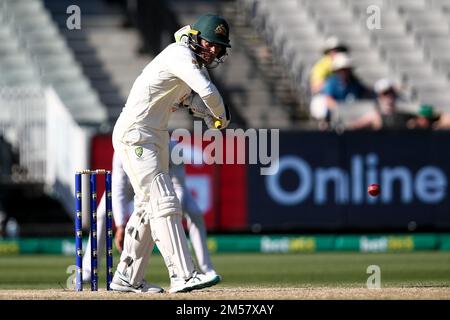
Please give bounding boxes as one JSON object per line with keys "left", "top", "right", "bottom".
{"left": 75, "top": 169, "right": 113, "bottom": 291}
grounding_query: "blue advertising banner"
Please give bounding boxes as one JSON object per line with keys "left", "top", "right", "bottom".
{"left": 248, "top": 131, "right": 450, "bottom": 232}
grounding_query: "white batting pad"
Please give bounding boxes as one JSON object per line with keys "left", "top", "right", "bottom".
{"left": 115, "top": 207, "right": 154, "bottom": 287}
{"left": 149, "top": 172, "right": 195, "bottom": 279}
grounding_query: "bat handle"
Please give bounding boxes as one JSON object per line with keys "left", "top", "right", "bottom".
{"left": 214, "top": 119, "right": 222, "bottom": 129}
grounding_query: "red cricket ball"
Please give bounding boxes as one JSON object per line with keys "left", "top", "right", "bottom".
{"left": 368, "top": 183, "right": 380, "bottom": 197}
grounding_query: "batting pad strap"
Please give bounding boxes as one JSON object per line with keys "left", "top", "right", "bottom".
{"left": 152, "top": 196, "right": 182, "bottom": 218}
{"left": 149, "top": 173, "right": 182, "bottom": 218}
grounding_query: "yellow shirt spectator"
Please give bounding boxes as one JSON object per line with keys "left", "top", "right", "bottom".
{"left": 309, "top": 37, "right": 349, "bottom": 94}
{"left": 310, "top": 55, "right": 333, "bottom": 94}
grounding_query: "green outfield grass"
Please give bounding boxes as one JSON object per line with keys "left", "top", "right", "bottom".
{"left": 1, "top": 252, "right": 450, "bottom": 289}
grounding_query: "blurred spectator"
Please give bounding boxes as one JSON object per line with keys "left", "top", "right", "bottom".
{"left": 310, "top": 53, "right": 374, "bottom": 129}
{"left": 407, "top": 104, "right": 441, "bottom": 130}
{"left": 309, "top": 37, "right": 349, "bottom": 94}
{"left": 315, "top": 54, "right": 373, "bottom": 126}
{"left": 323, "top": 53, "right": 374, "bottom": 104}
{"left": 349, "top": 78, "right": 414, "bottom": 130}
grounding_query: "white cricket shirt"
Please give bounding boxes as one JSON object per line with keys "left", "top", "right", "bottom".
{"left": 114, "top": 41, "right": 225, "bottom": 143}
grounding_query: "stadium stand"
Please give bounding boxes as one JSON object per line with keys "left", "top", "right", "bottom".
{"left": 1, "top": 0, "right": 108, "bottom": 124}
{"left": 241, "top": 0, "right": 450, "bottom": 122}
{"left": 42, "top": 0, "right": 129, "bottom": 126}
{"left": 0, "top": 0, "right": 108, "bottom": 235}
{"left": 42, "top": 0, "right": 200, "bottom": 130}
{"left": 356, "top": 0, "right": 450, "bottom": 113}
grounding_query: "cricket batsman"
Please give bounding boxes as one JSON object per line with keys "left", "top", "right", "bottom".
{"left": 110, "top": 13, "right": 231, "bottom": 293}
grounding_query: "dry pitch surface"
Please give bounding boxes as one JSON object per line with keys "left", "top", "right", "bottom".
{"left": 1, "top": 287, "right": 449, "bottom": 300}
{"left": 2, "top": 253, "right": 450, "bottom": 301}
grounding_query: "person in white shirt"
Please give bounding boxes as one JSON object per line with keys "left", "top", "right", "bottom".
{"left": 110, "top": 14, "right": 231, "bottom": 293}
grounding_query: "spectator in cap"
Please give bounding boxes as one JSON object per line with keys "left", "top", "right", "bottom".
{"left": 321, "top": 53, "right": 374, "bottom": 111}
{"left": 310, "top": 53, "right": 373, "bottom": 129}
{"left": 407, "top": 104, "right": 441, "bottom": 130}
{"left": 309, "top": 36, "right": 349, "bottom": 94}
{"left": 349, "top": 78, "right": 414, "bottom": 130}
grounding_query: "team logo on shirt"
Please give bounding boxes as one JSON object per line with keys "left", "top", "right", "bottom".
{"left": 135, "top": 146, "right": 143, "bottom": 158}
{"left": 215, "top": 24, "right": 227, "bottom": 36}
